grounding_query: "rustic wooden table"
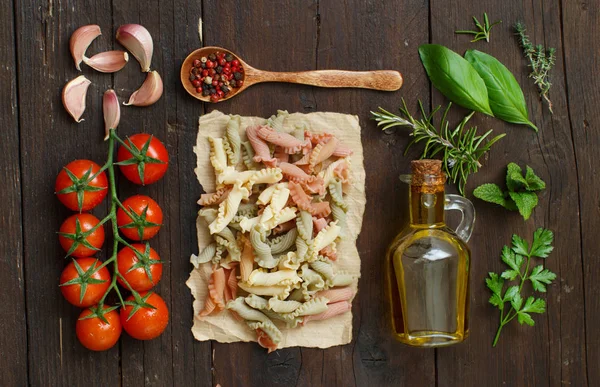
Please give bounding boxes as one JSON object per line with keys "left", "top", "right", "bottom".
{"left": 1, "top": 0, "right": 596, "bottom": 386}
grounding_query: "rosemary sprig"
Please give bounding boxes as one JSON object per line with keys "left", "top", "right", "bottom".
{"left": 455, "top": 13, "right": 501, "bottom": 43}
{"left": 514, "top": 22, "right": 556, "bottom": 113}
{"left": 371, "top": 99, "right": 505, "bottom": 195}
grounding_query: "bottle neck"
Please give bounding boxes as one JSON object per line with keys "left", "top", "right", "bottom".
{"left": 409, "top": 185, "right": 445, "bottom": 226}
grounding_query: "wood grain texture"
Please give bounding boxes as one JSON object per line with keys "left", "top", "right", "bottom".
{"left": 4, "top": 0, "right": 596, "bottom": 385}
{"left": 0, "top": 0, "right": 27, "bottom": 385}
{"left": 561, "top": 0, "right": 599, "bottom": 385}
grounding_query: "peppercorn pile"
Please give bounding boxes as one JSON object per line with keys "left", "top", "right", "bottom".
{"left": 189, "top": 51, "right": 245, "bottom": 102}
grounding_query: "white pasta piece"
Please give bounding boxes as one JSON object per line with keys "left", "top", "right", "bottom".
{"left": 237, "top": 281, "right": 294, "bottom": 298}
{"left": 310, "top": 260, "right": 335, "bottom": 281}
{"left": 328, "top": 178, "right": 348, "bottom": 211}
{"left": 320, "top": 158, "right": 347, "bottom": 188}
{"left": 268, "top": 298, "right": 302, "bottom": 313}
{"left": 208, "top": 137, "right": 228, "bottom": 173}
{"left": 244, "top": 294, "right": 268, "bottom": 310}
{"left": 239, "top": 216, "right": 260, "bottom": 233}
{"left": 267, "top": 110, "right": 289, "bottom": 132}
{"left": 296, "top": 210, "right": 313, "bottom": 242}
{"left": 277, "top": 251, "right": 301, "bottom": 271}
{"left": 208, "top": 182, "right": 249, "bottom": 234}
{"left": 313, "top": 221, "right": 341, "bottom": 252}
{"left": 300, "top": 264, "right": 326, "bottom": 298}
{"left": 190, "top": 242, "right": 216, "bottom": 268}
{"left": 332, "top": 272, "right": 356, "bottom": 287}
{"left": 249, "top": 168, "right": 283, "bottom": 186}
{"left": 198, "top": 207, "right": 218, "bottom": 224}
{"left": 217, "top": 167, "right": 256, "bottom": 185}
{"left": 248, "top": 268, "right": 301, "bottom": 287}
{"left": 256, "top": 183, "right": 282, "bottom": 205}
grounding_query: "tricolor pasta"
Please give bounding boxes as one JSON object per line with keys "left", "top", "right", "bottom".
{"left": 194, "top": 111, "right": 357, "bottom": 352}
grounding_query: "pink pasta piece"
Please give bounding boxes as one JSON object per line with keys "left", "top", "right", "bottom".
{"left": 308, "top": 137, "right": 339, "bottom": 173}
{"left": 301, "top": 176, "right": 326, "bottom": 196}
{"left": 334, "top": 160, "right": 351, "bottom": 183}
{"left": 288, "top": 181, "right": 331, "bottom": 217}
{"left": 256, "top": 329, "right": 278, "bottom": 353}
{"left": 320, "top": 244, "right": 338, "bottom": 261}
{"left": 273, "top": 146, "right": 289, "bottom": 164}
{"left": 257, "top": 125, "right": 305, "bottom": 153}
{"left": 301, "top": 301, "right": 352, "bottom": 325}
{"left": 332, "top": 143, "right": 353, "bottom": 157}
{"left": 272, "top": 220, "right": 296, "bottom": 235}
{"left": 197, "top": 187, "right": 231, "bottom": 206}
{"left": 246, "top": 125, "right": 277, "bottom": 167}
{"left": 305, "top": 131, "right": 333, "bottom": 146}
{"left": 279, "top": 162, "right": 325, "bottom": 196}
{"left": 316, "top": 287, "right": 355, "bottom": 304}
{"left": 199, "top": 267, "right": 227, "bottom": 316}
{"left": 294, "top": 151, "right": 311, "bottom": 166}
{"left": 239, "top": 235, "right": 254, "bottom": 282}
{"left": 312, "top": 217, "right": 328, "bottom": 233}
{"left": 224, "top": 265, "right": 238, "bottom": 302}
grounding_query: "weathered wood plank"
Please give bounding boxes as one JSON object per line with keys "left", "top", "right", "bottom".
{"left": 314, "top": 0, "right": 435, "bottom": 386}
{"left": 0, "top": 0, "right": 27, "bottom": 385}
{"left": 15, "top": 0, "right": 120, "bottom": 385}
{"left": 202, "top": 1, "right": 317, "bottom": 386}
{"left": 561, "top": 0, "right": 599, "bottom": 385}
{"left": 430, "top": 1, "right": 586, "bottom": 386}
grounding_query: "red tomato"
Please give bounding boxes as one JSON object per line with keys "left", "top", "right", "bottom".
{"left": 58, "top": 213, "right": 105, "bottom": 257}
{"left": 120, "top": 292, "right": 169, "bottom": 340}
{"left": 117, "top": 134, "right": 169, "bottom": 185}
{"left": 117, "top": 195, "right": 163, "bottom": 241}
{"left": 60, "top": 258, "right": 111, "bottom": 307}
{"left": 76, "top": 306, "right": 122, "bottom": 351}
{"left": 55, "top": 160, "right": 108, "bottom": 212}
{"left": 117, "top": 244, "right": 163, "bottom": 291}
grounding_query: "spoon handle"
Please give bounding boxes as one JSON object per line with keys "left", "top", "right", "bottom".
{"left": 250, "top": 69, "right": 403, "bottom": 91}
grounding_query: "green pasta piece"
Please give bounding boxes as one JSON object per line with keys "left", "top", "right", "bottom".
{"left": 269, "top": 228, "right": 299, "bottom": 255}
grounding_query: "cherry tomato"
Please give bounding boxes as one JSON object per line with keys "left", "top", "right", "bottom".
{"left": 55, "top": 160, "right": 108, "bottom": 212}
{"left": 120, "top": 292, "right": 169, "bottom": 340}
{"left": 117, "top": 134, "right": 169, "bottom": 185}
{"left": 60, "top": 257, "right": 110, "bottom": 307}
{"left": 117, "top": 195, "right": 163, "bottom": 240}
{"left": 58, "top": 213, "right": 105, "bottom": 257}
{"left": 117, "top": 244, "right": 163, "bottom": 291}
{"left": 76, "top": 306, "right": 121, "bottom": 351}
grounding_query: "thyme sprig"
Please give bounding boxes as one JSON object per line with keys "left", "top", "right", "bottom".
{"left": 455, "top": 13, "right": 501, "bottom": 43}
{"left": 514, "top": 22, "right": 556, "bottom": 113}
{"left": 371, "top": 99, "right": 505, "bottom": 195}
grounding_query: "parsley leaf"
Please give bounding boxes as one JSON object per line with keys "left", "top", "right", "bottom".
{"left": 488, "top": 229, "right": 556, "bottom": 346}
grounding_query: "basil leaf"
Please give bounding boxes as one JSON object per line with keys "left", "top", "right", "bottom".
{"left": 465, "top": 49, "right": 538, "bottom": 131}
{"left": 418, "top": 44, "right": 493, "bottom": 116}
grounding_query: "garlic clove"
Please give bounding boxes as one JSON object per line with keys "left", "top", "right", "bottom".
{"left": 103, "top": 89, "right": 120, "bottom": 140}
{"left": 124, "top": 71, "right": 163, "bottom": 107}
{"left": 116, "top": 24, "right": 153, "bottom": 72}
{"left": 62, "top": 75, "right": 92, "bottom": 122}
{"left": 83, "top": 51, "right": 129, "bottom": 73}
{"left": 70, "top": 25, "right": 102, "bottom": 71}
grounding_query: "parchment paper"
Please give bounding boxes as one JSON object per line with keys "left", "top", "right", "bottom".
{"left": 186, "top": 110, "right": 366, "bottom": 349}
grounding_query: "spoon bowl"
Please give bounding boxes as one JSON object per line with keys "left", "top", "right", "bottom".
{"left": 181, "top": 46, "right": 403, "bottom": 103}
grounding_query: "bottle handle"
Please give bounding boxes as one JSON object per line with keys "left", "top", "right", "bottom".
{"left": 444, "top": 194, "right": 476, "bottom": 243}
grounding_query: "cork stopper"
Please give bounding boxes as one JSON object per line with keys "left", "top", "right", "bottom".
{"left": 410, "top": 159, "right": 446, "bottom": 191}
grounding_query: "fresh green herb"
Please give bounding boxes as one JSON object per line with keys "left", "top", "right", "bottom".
{"left": 487, "top": 228, "right": 556, "bottom": 346}
{"left": 371, "top": 99, "right": 505, "bottom": 195}
{"left": 455, "top": 13, "right": 501, "bottom": 43}
{"left": 514, "top": 22, "right": 556, "bottom": 113}
{"left": 418, "top": 44, "right": 493, "bottom": 116}
{"left": 474, "top": 163, "right": 545, "bottom": 220}
{"left": 465, "top": 50, "right": 538, "bottom": 131}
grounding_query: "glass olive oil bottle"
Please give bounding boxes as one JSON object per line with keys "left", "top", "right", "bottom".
{"left": 385, "top": 160, "right": 475, "bottom": 347}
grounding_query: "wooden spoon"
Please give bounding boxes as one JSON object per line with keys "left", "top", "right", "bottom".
{"left": 181, "top": 46, "right": 403, "bottom": 103}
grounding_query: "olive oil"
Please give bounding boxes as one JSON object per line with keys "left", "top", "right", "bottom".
{"left": 385, "top": 160, "right": 473, "bottom": 347}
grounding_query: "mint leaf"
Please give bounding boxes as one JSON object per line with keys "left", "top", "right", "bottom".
{"left": 530, "top": 228, "right": 554, "bottom": 258}
{"left": 506, "top": 162, "right": 527, "bottom": 191}
{"left": 511, "top": 234, "right": 529, "bottom": 256}
{"left": 509, "top": 191, "right": 538, "bottom": 220}
{"left": 517, "top": 311, "right": 535, "bottom": 326}
{"left": 528, "top": 265, "right": 557, "bottom": 292}
{"left": 473, "top": 184, "right": 509, "bottom": 207}
{"left": 525, "top": 166, "right": 545, "bottom": 191}
{"left": 521, "top": 296, "right": 546, "bottom": 314}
